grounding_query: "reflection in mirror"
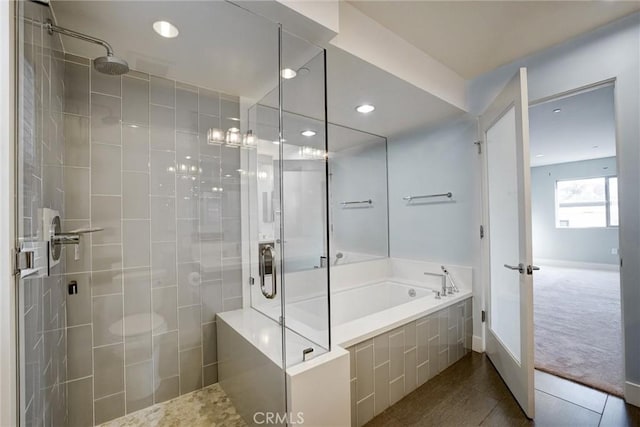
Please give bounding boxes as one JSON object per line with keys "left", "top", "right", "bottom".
{"left": 251, "top": 110, "right": 390, "bottom": 271}
{"left": 329, "top": 125, "right": 389, "bottom": 265}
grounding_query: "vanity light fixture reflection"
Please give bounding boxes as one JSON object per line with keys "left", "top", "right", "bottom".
{"left": 299, "top": 146, "right": 326, "bottom": 159}
{"left": 208, "top": 127, "right": 258, "bottom": 149}
{"left": 226, "top": 128, "right": 242, "bottom": 146}
{"left": 242, "top": 130, "right": 257, "bottom": 147}
{"left": 207, "top": 128, "right": 225, "bottom": 144}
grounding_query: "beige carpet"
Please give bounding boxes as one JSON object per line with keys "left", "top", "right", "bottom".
{"left": 533, "top": 265, "right": 623, "bottom": 396}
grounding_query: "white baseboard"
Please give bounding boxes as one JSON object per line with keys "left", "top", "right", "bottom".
{"left": 472, "top": 335, "right": 484, "bottom": 353}
{"left": 536, "top": 258, "right": 619, "bottom": 272}
{"left": 625, "top": 381, "right": 640, "bottom": 407}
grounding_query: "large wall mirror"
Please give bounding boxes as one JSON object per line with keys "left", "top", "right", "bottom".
{"left": 253, "top": 115, "right": 389, "bottom": 271}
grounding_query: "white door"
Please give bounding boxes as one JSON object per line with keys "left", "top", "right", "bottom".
{"left": 481, "top": 67, "right": 535, "bottom": 418}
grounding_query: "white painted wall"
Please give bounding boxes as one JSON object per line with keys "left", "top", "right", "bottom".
{"left": 468, "top": 12, "right": 640, "bottom": 400}
{"left": 531, "top": 157, "right": 619, "bottom": 266}
{"left": 0, "top": 0, "right": 17, "bottom": 425}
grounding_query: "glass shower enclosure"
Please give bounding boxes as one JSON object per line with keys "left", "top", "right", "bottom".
{"left": 13, "top": 0, "right": 330, "bottom": 425}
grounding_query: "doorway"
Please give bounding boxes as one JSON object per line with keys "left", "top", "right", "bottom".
{"left": 529, "top": 84, "right": 623, "bottom": 396}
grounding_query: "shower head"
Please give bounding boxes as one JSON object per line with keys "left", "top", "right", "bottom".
{"left": 94, "top": 55, "right": 129, "bottom": 76}
{"left": 45, "top": 19, "right": 129, "bottom": 76}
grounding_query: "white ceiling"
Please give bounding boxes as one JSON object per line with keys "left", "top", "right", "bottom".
{"left": 50, "top": 0, "right": 630, "bottom": 143}
{"left": 325, "top": 46, "right": 464, "bottom": 137}
{"left": 50, "top": 1, "right": 465, "bottom": 139}
{"left": 529, "top": 85, "right": 615, "bottom": 167}
{"left": 51, "top": 1, "right": 286, "bottom": 100}
{"left": 349, "top": 1, "right": 640, "bottom": 79}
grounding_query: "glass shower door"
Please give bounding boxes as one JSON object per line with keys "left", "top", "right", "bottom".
{"left": 247, "top": 28, "right": 331, "bottom": 368}
{"left": 15, "top": 1, "right": 68, "bottom": 425}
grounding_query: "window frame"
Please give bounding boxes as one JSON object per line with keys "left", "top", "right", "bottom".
{"left": 554, "top": 175, "right": 619, "bottom": 229}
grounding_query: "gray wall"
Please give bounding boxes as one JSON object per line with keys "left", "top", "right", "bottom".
{"left": 18, "top": 2, "right": 68, "bottom": 426}
{"left": 62, "top": 55, "right": 242, "bottom": 425}
{"left": 331, "top": 141, "right": 388, "bottom": 259}
{"left": 468, "top": 13, "right": 639, "bottom": 387}
{"left": 531, "top": 157, "right": 619, "bottom": 265}
{"left": 387, "top": 117, "right": 479, "bottom": 267}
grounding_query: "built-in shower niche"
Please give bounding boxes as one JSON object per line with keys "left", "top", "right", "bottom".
{"left": 328, "top": 124, "right": 389, "bottom": 266}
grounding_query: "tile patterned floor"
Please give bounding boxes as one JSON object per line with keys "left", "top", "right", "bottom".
{"left": 99, "top": 384, "right": 246, "bottom": 427}
{"left": 366, "top": 352, "right": 640, "bottom": 427}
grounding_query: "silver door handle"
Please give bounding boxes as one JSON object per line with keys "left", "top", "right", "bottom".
{"left": 259, "top": 245, "right": 277, "bottom": 299}
{"left": 504, "top": 263, "right": 524, "bottom": 274}
{"left": 527, "top": 265, "right": 540, "bottom": 275}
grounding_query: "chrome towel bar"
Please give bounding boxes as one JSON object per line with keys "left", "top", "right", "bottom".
{"left": 403, "top": 192, "right": 452, "bottom": 201}
{"left": 340, "top": 199, "right": 372, "bottom": 206}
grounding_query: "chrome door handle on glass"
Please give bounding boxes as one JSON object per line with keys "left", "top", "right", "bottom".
{"left": 504, "top": 263, "right": 525, "bottom": 274}
{"left": 259, "top": 244, "right": 277, "bottom": 299}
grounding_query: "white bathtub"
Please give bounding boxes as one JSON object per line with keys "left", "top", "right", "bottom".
{"left": 285, "top": 281, "right": 429, "bottom": 329}
{"left": 275, "top": 279, "right": 471, "bottom": 349}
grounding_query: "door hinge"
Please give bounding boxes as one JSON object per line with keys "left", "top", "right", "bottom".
{"left": 481, "top": 310, "right": 486, "bottom": 323}
{"left": 473, "top": 140, "right": 482, "bottom": 154}
{"left": 249, "top": 276, "right": 255, "bottom": 285}
{"left": 620, "top": 258, "right": 623, "bottom": 267}
{"left": 480, "top": 225, "right": 484, "bottom": 239}
{"left": 14, "top": 248, "right": 35, "bottom": 276}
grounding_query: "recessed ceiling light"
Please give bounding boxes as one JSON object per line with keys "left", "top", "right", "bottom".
{"left": 281, "top": 68, "right": 297, "bottom": 79}
{"left": 153, "top": 21, "right": 179, "bottom": 38}
{"left": 301, "top": 130, "right": 316, "bottom": 137}
{"left": 228, "top": 127, "right": 240, "bottom": 132}
{"left": 553, "top": 108, "right": 562, "bottom": 113}
{"left": 356, "top": 104, "right": 375, "bottom": 114}
{"left": 535, "top": 154, "right": 545, "bottom": 158}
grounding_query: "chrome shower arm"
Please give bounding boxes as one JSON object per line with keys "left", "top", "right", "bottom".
{"left": 45, "top": 19, "right": 114, "bottom": 56}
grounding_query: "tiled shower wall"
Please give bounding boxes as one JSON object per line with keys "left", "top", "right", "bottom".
{"left": 19, "top": 2, "right": 68, "bottom": 426}
{"left": 62, "top": 54, "right": 243, "bottom": 425}
{"left": 347, "top": 298, "right": 473, "bottom": 427}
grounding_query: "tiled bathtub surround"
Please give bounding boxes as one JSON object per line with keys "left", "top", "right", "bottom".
{"left": 62, "top": 55, "right": 242, "bottom": 425}
{"left": 347, "top": 298, "right": 473, "bottom": 427}
{"left": 18, "top": 2, "right": 68, "bottom": 426}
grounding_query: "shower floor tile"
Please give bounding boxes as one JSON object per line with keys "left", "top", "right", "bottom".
{"left": 99, "top": 383, "right": 247, "bottom": 427}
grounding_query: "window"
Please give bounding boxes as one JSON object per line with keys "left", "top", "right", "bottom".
{"left": 555, "top": 176, "right": 619, "bottom": 228}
